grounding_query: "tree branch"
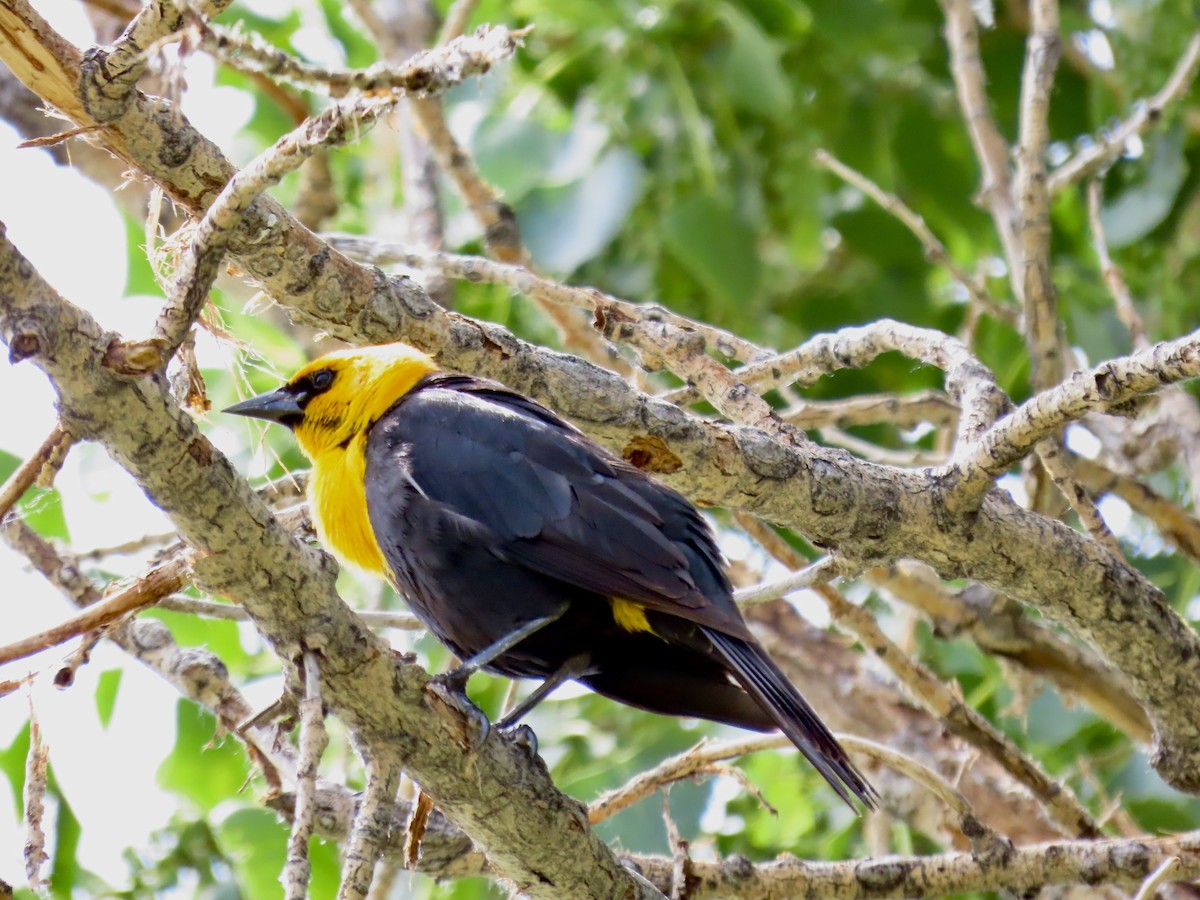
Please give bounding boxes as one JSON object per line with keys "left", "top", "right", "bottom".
{"left": 6, "top": 0, "right": 1200, "bottom": 796}
{"left": 0, "top": 226, "right": 662, "bottom": 900}
{"left": 1048, "top": 33, "right": 1200, "bottom": 195}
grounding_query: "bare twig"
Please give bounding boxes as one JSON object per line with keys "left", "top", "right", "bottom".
{"left": 23, "top": 701, "right": 49, "bottom": 896}
{"left": 284, "top": 651, "right": 328, "bottom": 900}
{"left": 1087, "top": 180, "right": 1148, "bottom": 350}
{"left": 818, "top": 426, "right": 947, "bottom": 467}
{"left": 870, "top": 561, "right": 1151, "bottom": 742}
{"left": 1070, "top": 454, "right": 1200, "bottom": 563}
{"left": 672, "top": 319, "right": 1008, "bottom": 448}
{"left": 154, "top": 595, "right": 424, "bottom": 630}
{"left": 781, "top": 390, "right": 959, "bottom": 430}
{"left": 1014, "top": 0, "right": 1063, "bottom": 391}
{"left": 813, "top": 149, "right": 1015, "bottom": 327}
{"left": 150, "top": 95, "right": 394, "bottom": 364}
{"left": 812, "top": 579, "right": 1097, "bottom": 837}
{"left": 338, "top": 753, "right": 402, "bottom": 900}
{"left": 1036, "top": 437, "right": 1123, "bottom": 555}
{"left": 0, "top": 424, "right": 72, "bottom": 522}
{"left": 733, "top": 557, "right": 837, "bottom": 608}
{"left": 662, "top": 793, "right": 690, "bottom": 900}
{"left": 1133, "top": 855, "right": 1181, "bottom": 900}
{"left": 739, "top": 515, "right": 1098, "bottom": 838}
{"left": 1048, "top": 33, "right": 1200, "bottom": 194}
{"left": 939, "top": 0, "right": 1020, "bottom": 265}
{"left": 328, "top": 237, "right": 769, "bottom": 365}
{"left": 199, "top": 21, "right": 522, "bottom": 97}
{"left": 438, "top": 0, "right": 481, "bottom": 45}
{"left": 0, "top": 552, "right": 192, "bottom": 667}
{"left": 52, "top": 629, "right": 106, "bottom": 689}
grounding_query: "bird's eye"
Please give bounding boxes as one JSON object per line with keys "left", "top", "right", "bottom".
{"left": 311, "top": 370, "right": 335, "bottom": 392}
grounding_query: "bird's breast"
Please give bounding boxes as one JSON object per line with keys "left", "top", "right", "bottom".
{"left": 309, "top": 434, "right": 390, "bottom": 575}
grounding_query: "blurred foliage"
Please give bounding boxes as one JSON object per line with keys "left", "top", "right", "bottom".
{"left": 3, "top": 0, "right": 1200, "bottom": 897}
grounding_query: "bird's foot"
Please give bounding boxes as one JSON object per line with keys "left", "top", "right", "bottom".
{"left": 426, "top": 674, "right": 490, "bottom": 752}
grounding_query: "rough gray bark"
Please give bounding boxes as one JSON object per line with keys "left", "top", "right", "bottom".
{"left": 0, "top": 228, "right": 663, "bottom": 900}
{"left": 2, "top": 0, "right": 1199, "bottom": 794}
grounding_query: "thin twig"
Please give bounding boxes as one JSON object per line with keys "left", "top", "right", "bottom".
{"left": 1070, "top": 454, "right": 1200, "bottom": 563}
{"left": 732, "top": 557, "right": 837, "bottom": 608}
{"left": 0, "top": 425, "right": 71, "bottom": 522}
{"left": 813, "top": 149, "right": 1015, "bottom": 327}
{"left": 328, "top": 237, "right": 769, "bottom": 365}
{"left": 1014, "top": 0, "right": 1063, "bottom": 391}
{"left": 1048, "top": 33, "right": 1200, "bottom": 194}
{"left": 23, "top": 699, "right": 49, "bottom": 896}
{"left": 0, "top": 552, "right": 192, "bottom": 667}
{"left": 438, "top": 0, "right": 481, "bottom": 45}
{"left": 52, "top": 629, "right": 106, "bottom": 689}
{"left": 284, "top": 650, "right": 327, "bottom": 900}
{"left": 938, "top": 0, "right": 1020, "bottom": 265}
{"left": 818, "top": 427, "right": 947, "bottom": 468}
{"left": 153, "top": 594, "right": 423, "bottom": 630}
{"left": 1035, "top": 437, "right": 1123, "bottom": 556}
{"left": 780, "top": 390, "right": 959, "bottom": 430}
{"left": 661, "top": 792, "right": 690, "bottom": 900}
{"left": 150, "top": 94, "right": 398, "bottom": 364}
{"left": 949, "top": 329, "right": 1200, "bottom": 507}
{"left": 199, "top": 21, "right": 522, "bottom": 97}
{"left": 1133, "top": 855, "right": 1181, "bottom": 900}
{"left": 337, "top": 753, "right": 402, "bottom": 900}
{"left": 870, "top": 560, "right": 1151, "bottom": 743}
{"left": 738, "top": 515, "right": 1099, "bottom": 838}
{"left": 663, "top": 319, "right": 1008, "bottom": 449}
{"left": 1087, "top": 179, "right": 1148, "bottom": 350}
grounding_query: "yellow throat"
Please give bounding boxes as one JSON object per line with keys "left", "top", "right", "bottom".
{"left": 290, "top": 344, "right": 438, "bottom": 574}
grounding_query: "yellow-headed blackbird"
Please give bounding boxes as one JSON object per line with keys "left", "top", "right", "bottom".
{"left": 227, "top": 342, "right": 876, "bottom": 809}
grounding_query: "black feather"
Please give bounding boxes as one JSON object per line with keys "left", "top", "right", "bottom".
{"left": 362, "top": 373, "right": 877, "bottom": 810}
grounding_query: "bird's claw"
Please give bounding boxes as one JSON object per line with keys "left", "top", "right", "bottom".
{"left": 501, "top": 722, "right": 538, "bottom": 756}
{"left": 427, "top": 674, "right": 490, "bottom": 751}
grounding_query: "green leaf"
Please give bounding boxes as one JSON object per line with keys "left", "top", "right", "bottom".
{"left": 47, "top": 780, "right": 83, "bottom": 895}
{"left": 158, "top": 701, "right": 251, "bottom": 812}
{"left": 719, "top": 4, "right": 794, "bottom": 120}
{"left": 216, "top": 808, "right": 340, "bottom": 900}
{"left": 0, "top": 450, "right": 69, "bottom": 541}
{"left": 520, "top": 147, "right": 645, "bottom": 273}
{"left": 472, "top": 117, "right": 566, "bottom": 202}
{"left": 94, "top": 669, "right": 123, "bottom": 730}
{"left": 1101, "top": 127, "right": 1189, "bottom": 249}
{"left": 663, "top": 194, "right": 762, "bottom": 306}
{"left": 0, "top": 720, "right": 31, "bottom": 815}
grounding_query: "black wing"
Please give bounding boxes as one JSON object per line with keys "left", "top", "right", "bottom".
{"left": 365, "top": 375, "right": 750, "bottom": 638}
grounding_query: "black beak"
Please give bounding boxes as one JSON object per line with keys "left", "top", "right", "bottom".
{"left": 224, "top": 388, "right": 304, "bottom": 425}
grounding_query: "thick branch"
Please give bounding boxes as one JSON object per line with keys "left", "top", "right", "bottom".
{"left": 951, "top": 332, "right": 1200, "bottom": 499}
{"left": 6, "top": 0, "right": 1200, "bottom": 793}
{"left": 0, "top": 229, "right": 661, "bottom": 900}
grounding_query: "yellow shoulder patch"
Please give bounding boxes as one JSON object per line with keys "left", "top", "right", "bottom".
{"left": 611, "top": 597, "right": 655, "bottom": 634}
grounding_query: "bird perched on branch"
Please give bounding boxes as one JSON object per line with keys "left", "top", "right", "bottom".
{"left": 226, "top": 342, "right": 876, "bottom": 810}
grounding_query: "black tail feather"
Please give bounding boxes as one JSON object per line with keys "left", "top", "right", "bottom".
{"left": 704, "top": 627, "right": 878, "bottom": 811}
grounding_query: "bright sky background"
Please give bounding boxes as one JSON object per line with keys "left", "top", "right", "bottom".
{"left": 0, "top": 5, "right": 261, "bottom": 889}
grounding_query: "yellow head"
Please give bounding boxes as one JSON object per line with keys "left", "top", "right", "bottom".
{"left": 226, "top": 342, "right": 439, "bottom": 574}
{"left": 226, "top": 343, "right": 439, "bottom": 458}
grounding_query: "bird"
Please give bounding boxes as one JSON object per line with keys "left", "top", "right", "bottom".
{"left": 226, "top": 342, "right": 877, "bottom": 810}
